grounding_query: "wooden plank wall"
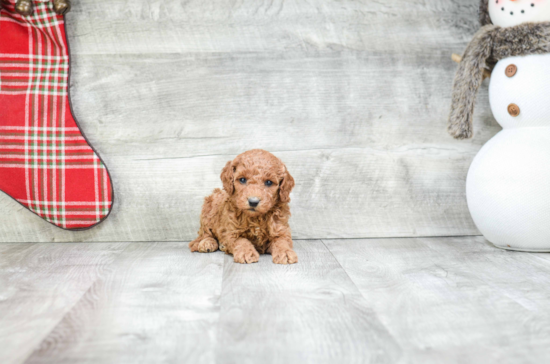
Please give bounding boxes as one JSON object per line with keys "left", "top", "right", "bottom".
{"left": 0, "top": 0, "right": 499, "bottom": 242}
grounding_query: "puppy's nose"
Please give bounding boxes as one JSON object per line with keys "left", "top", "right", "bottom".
{"left": 248, "top": 197, "right": 260, "bottom": 208}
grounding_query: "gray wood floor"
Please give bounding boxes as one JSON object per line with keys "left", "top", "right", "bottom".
{"left": 2, "top": 237, "right": 550, "bottom": 364}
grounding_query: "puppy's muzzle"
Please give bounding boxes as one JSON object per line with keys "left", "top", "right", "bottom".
{"left": 248, "top": 197, "right": 260, "bottom": 208}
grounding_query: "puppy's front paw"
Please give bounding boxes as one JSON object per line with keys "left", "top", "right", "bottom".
{"left": 198, "top": 238, "right": 218, "bottom": 253}
{"left": 272, "top": 249, "right": 298, "bottom": 265}
{"left": 233, "top": 247, "right": 260, "bottom": 264}
{"left": 189, "top": 237, "right": 218, "bottom": 253}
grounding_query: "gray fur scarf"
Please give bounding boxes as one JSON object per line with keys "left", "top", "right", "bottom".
{"left": 448, "top": 21, "right": 550, "bottom": 139}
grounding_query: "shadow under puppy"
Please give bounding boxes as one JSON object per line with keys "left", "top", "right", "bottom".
{"left": 190, "top": 149, "right": 297, "bottom": 264}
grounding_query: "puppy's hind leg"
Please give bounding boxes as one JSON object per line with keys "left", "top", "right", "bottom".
{"left": 189, "top": 235, "right": 219, "bottom": 253}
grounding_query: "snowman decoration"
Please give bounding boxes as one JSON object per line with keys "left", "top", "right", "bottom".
{"left": 449, "top": 0, "right": 550, "bottom": 251}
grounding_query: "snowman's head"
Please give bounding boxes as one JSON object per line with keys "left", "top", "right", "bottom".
{"left": 488, "top": 0, "right": 550, "bottom": 27}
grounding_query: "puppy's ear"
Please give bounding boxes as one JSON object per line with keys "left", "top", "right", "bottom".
{"left": 279, "top": 167, "right": 295, "bottom": 203}
{"left": 221, "top": 160, "right": 235, "bottom": 194}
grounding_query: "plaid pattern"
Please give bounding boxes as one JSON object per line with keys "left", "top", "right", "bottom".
{"left": 0, "top": 1, "right": 113, "bottom": 229}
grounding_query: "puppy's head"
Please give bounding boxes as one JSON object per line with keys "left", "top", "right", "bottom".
{"left": 221, "top": 149, "right": 295, "bottom": 215}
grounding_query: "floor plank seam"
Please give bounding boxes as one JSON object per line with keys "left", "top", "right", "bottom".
{"left": 18, "top": 243, "right": 132, "bottom": 364}
{"left": 316, "top": 234, "right": 484, "bottom": 242}
{"left": 320, "top": 239, "right": 368, "bottom": 299}
{"left": 318, "top": 239, "right": 406, "bottom": 356}
{"left": 20, "top": 287, "right": 95, "bottom": 364}
{"left": 213, "top": 253, "right": 227, "bottom": 364}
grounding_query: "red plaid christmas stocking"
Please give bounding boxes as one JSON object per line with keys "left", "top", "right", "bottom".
{"left": 0, "top": 0, "right": 113, "bottom": 230}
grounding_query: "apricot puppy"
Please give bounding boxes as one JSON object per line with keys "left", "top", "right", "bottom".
{"left": 190, "top": 149, "right": 297, "bottom": 264}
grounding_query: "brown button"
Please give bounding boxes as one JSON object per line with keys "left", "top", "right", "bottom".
{"left": 508, "top": 103, "right": 520, "bottom": 117}
{"left": 505, "top": 64, "right": 517, "bottom": 77}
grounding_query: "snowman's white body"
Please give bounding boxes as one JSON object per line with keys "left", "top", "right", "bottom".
{"left": 467, "top": 53, "right": 550, "bottom": 251}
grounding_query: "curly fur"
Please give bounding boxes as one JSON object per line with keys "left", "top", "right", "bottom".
{"left": 449, "top": 21, "right": 550, "bottom": 139}
{"left": 189, "top": 149, "right": 297, "bottom": 265}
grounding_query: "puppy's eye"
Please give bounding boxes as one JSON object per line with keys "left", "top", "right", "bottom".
{"left": 265, "top": 180, "right": 273, "bottom": 187}
{"left": 239, "top": 178, "right": 247, "bottom": 184}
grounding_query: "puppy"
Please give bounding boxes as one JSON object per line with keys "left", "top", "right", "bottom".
{"left": 190, "top": 149, "right": 297, "bottom": 264}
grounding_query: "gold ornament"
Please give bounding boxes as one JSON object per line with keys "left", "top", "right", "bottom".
{"left": 15, "top": 0, "right": 33, "bottom": 16}
{"left": 53, "top": 0, "right": 71, "bottom": 15}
